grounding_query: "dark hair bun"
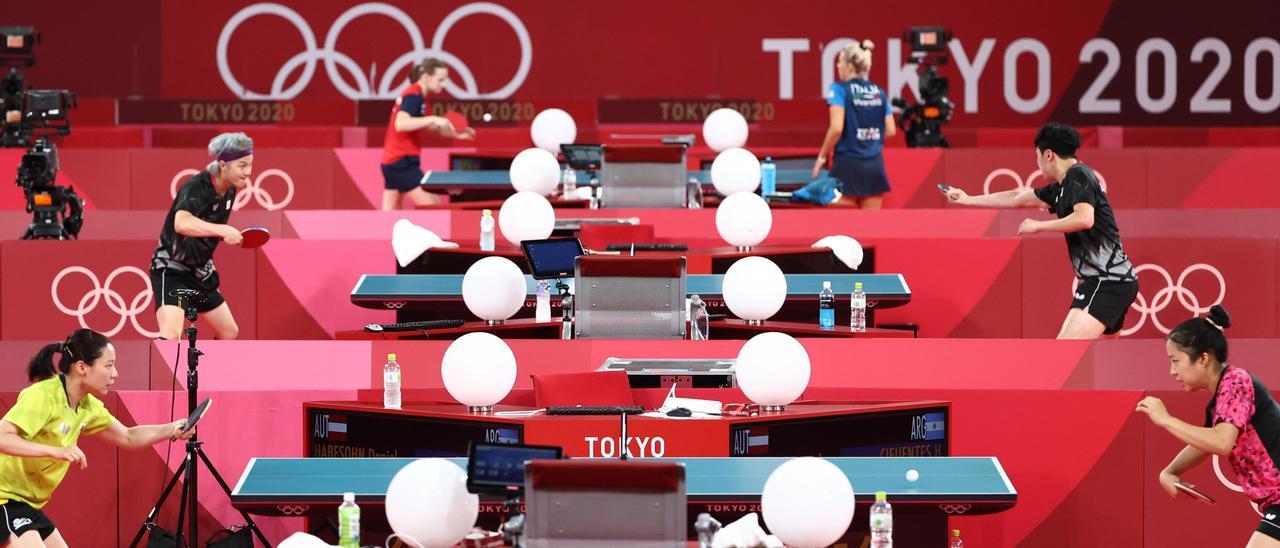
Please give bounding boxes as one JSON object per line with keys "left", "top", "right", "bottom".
{"left": 1208, "top": 305, "right": 1232, "bottom": 329}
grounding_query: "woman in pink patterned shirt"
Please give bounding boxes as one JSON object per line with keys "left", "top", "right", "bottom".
{"left": 1138, "top": 305, "right": 1280, "bottom": 547}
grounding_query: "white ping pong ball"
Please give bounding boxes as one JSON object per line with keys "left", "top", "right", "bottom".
{"left": 906, "top": 469, "right": 920, "bottom": 482}
{"left": 483, "top": 113, "right": 493, "bottom": 122}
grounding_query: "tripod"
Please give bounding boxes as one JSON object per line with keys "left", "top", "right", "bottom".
{"left": 130, "top": 294, "right": 270, "bottom": 547}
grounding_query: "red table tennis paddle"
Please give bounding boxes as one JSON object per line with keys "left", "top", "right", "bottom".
{"left": 444, "top": 111, "right": 470, "bottom": 133}
{"left": 240, "top": 226, "right": 271, "bottom": 248}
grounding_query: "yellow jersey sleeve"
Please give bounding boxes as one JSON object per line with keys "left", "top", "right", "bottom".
{"left": 81, "top": 395, "right": 116, "bottom": 436}
{"left": 2, "top": 385, "right": 54, "bottom": 439}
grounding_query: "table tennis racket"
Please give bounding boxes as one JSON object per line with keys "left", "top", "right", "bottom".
{"left": 176, "top": 398, "right": 213, "bottom": 438}
{"left": 240, "top": 226, "right": 271, "bottom": 248}
{"left": 444, "top": 111, "right": 470, "bottom": 133}
{"left": 937, "top": 183, "right": 952, "bottom": 193}
{"left": 1174, "top": 480, "right": 1217, "bottom": 505}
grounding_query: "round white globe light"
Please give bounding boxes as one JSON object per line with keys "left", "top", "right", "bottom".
{"left": 462, "top": 256, "right": 527, "bottom": 322}
{"left": 386, "top": 459, "right": 479, "bottom": 548}
{"left": 735, "top": 331, "right": 810, "bottom": 407}
{"left": 530, "top": 108, "right": 577, "bottom": 153}
{"left": 715, "top": 192, "right": 772, "bottom": 248}
{"left": 710, "top": 147, "right": 761, "bottom": 196}
{"left": 442, "top": 332, "right": 517, "bottom": 408}
{"left": 722, "top": 256, "right": 786, "bottom": 322}
{"left": 702, "top": 108, "right": 749, "bottom": 152}
{"left": 498, "top": 191, "right": 555, "bottom": 246}
{"left": 761, "top": 457, "right": 855, "bottom": 547}
{"left": 509, "top": 147, "right": 561, "bottom": 195}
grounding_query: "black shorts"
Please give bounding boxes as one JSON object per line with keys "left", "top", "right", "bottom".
{"left": 1071, "top": 277, "right": 1139, "bottom": 335}
{"left": 0, "top": 501, "right": 56, "bottom": 542}
{"left": 1259, "top": 505, "right": 1280, "bottom": 541}
{"left": 382, "top": 155, "right": 423, "bottom": 192}
{"left": 830, "top": 152, "right": 891, "bottom": 197}
{"left": 150, "top": 268, "right": 226, "bottom": 314}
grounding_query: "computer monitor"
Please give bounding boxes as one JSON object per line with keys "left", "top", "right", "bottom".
{"left": 466, "top": 442, "right": 563, "bottom": 496}
{"left": 521, "top": 237, "right": 585, "bottom": 280}
{"left": 561, "top": 144, "right": 603, "bottom": 171}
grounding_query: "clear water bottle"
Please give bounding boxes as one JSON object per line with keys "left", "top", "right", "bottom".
{"left": 851, "top": 282, "right": 866, "bottom": 332}
{"left": 338, "top": 491, "right": 360, "bottom": 548}
{"left": 950, "top": 529, "right": 963, "bottom": 548}
{"left": 383, "top": 353, "right": 401, "bottom": 409}
{"left": 818, "top": 281, "right": 835, "bottom": 328}
{"left": 761, "top": 156, "right": 777, "bottom": 195}
{"left": 562, "top": 165, "right": 577, "bottom": 195}
{"left": 870, "top": 491, "right": 892, "bottom": 547}
{"left": 479, "top": 209, "right": 495, "bottom": 251}
{"left": 536, "top": 280, "right": 551, "bottom": 322}
{"left": 690, "top": 294, "right": 709, "bottom": 340}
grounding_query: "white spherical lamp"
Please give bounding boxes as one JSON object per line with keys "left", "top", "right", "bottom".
{"left": 509, "top": 147, "right": 561, "bottom": 195}
{"left": 462, "top": 256, "right": 527, "bottom": 324}
{"left": 715, "top": 192, "right": 772, "bottom": 249}
{"left": 710, "top": 147, "right": 761, "bottom": 196}
{"left": 702, "top": 108, "right": 748, "bottom": 152}
{"left": 385, "top": 459, "right": 479, "bottom": 548}
{"left": 761, "top": 457, "right": 855, "bottom": 547}
{"left": 735, "top": 331, "right": 810, "bottom": 409}
{"left": 442, "top": 332, "right": 517, "bottom": 412}
{"left": 722, "top": 256, "right": 786, "bottom": 324}
{"left": 498, "top": 191, "right": 555, "bottom": 246}
{"left": 530, "top": 108, "right": 577, "bottom": 153}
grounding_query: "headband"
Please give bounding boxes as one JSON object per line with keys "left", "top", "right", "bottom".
{"left": 217, "top": 149, "right": 253, "bottom": 162}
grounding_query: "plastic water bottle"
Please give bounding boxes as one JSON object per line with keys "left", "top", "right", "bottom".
{"left": 479, "top": 209, "right": 495, "bottom": 251}
{"left": 562, "top": 165, "right": 577, "bottom": 195}
{"left": 338, "top": 492, "right": 360, "bottom": 548}
{"left": 950, "top": 529, "right": 963, "bottom": 548}
{"left": 536, "top": 280, "right": 551, "bottom": 322}
{"left": 761, "top": 156, "right": 776, "bottom": 195}
{"left": 383, "top": 353, "right": 401, "bottom": 409}
{"left": 870, "top": 491, "right": 892, "bottom": 547}
{"left": 818, "top": 281, "right": 835, "bottom": 328}
{"left": 690, "top": 294, "right": 709, "bottom": 340}
{"left": 851, "top": 282, "right": 866, "bottom": 332}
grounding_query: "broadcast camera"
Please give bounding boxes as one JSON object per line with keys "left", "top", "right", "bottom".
{"left": 891, "top": 26, "right": 955, "bottom": 148}
{"left": 2, "top": 26, "right": 83, "bottom": 239}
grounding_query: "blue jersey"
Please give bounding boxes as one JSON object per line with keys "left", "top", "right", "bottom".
{"left": 826, "top": 79, "right": 891, "bottom": 159}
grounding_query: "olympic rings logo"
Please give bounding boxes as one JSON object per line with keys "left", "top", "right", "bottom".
{"left": 171, "top": 168, "right": 295, "bottom": 211}
{"left": 383, "top": 301, "right": 406, "bottom": 309}
{"left": 217, "top": 2, "right": 532, "bottom": 100}
{"left": 938, "top": 503, "right": 972, "bottom": 514}
{"left": 276, "top": 504, "right": 311, "bottom": 516}
{"left": 983, "top": 168, "right": 1108, "bottom": 195}
{"left": 51, "top": 266, "right": 160, "bottom": 338}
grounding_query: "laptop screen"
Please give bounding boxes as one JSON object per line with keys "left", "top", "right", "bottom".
{"left": 521, "top": 237, "right": 584, "bottom": 279}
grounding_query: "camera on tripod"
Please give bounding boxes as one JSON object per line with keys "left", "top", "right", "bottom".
{"left": 891, "top": 26, "right": 955, "bottom": 148}
{"left": 3, "top": 26, "right": 84, "bottom": 240}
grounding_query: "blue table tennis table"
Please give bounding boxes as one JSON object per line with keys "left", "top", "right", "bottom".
{"left": 232, "top": 456, "right": 1015, "bottom": 515}
{"left": 233, "top": 457, "right": 1011, "bottom": 544}
{"left": 420, "top": 169, "right": 826, "bottom": 191}
{"left": 350, "top": 273, "right": 911, "bottom": 311}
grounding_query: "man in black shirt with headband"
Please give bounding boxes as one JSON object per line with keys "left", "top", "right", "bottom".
{"left": 150, "top": 132, "right": 254, "bottom": 340}
{"left": 945, "top": 123, "right": 1138, "bottom": 339}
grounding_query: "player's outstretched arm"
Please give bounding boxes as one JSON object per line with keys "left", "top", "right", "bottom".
{"left": 96, "top": 419, "right": 191, "bottom": 450}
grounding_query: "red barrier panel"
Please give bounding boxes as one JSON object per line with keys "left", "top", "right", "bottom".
{"left": 256, "top": 240, "right": 395, "bottom": 339}
{"left": 1148, "top": 149, "right": 1280, "bottom": 209}
{"left": 0, "top": 241, "right": 257, "bottom": 340}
